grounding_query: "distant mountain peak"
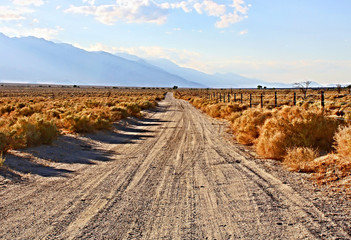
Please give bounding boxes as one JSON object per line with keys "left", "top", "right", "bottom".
{"left": 0, "top": 34, "right": 204, "bottom": 88}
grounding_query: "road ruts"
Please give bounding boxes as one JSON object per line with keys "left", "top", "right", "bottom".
{"left": 0, "top": 92, "right": 350, "bottom": 240}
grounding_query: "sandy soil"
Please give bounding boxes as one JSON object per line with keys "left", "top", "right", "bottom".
{"left": 0, "top": 93, "right": 350, "bottom": 240}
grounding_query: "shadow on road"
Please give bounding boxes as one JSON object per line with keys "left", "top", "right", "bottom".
{"left": 0, "top": 114, "right": 167, "bottom": 181}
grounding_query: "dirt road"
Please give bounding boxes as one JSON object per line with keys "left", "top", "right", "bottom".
{"left": 0, "top": 93, "right": 350, "bottom": 239}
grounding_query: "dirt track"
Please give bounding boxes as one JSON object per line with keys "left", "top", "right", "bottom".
{"left": 0, "top": 93, "right": 350, "bottom": 239}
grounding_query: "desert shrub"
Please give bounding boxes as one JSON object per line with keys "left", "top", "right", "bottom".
{"left": 192, "top": 98, "right": 205, "bottom": 109}
{"left": 226, "top": 112, "right": 242, "bottom": 123}
{"left": 49, "top": 109, "right": 61, "bottom": 119}
{"left": 283, "top": 147, "right": 319, "bottom": 172}
{"left": 256, "top": 106, "right": 340, "bottom": 159}
{"left": 35, "top": 119, "right": 59, "bottom": 144}
{"left": 140, "top": 101, "right": 154, "bottom": 110}
{"left": 110, "top": 107, "right": 128, "bottom": 120}
{"left": 126, "top": 103, "right": 141, "bottom": 117}
{"left": 17, "top": 103, "right": 26, "bottom": 109}
{"left": 9, "top": 117, "right": 58, "bottom": 148}
{"left": 206, "top": 104, "right": 223, "bottom": 118}
{"left": 63, "top": 115, "right": 93, "bottom": 133}
{"left": 1, "top": 105, "right": 15, "bottom": 114}
{"left": 333, "top": 125, "right": 351, "bottom": 158}
{"left": 232, "top": 108, "right": 272, "bottom": 145}
{"left": 311, "top": 154, "right": 351, "bottom": 184}
{"left": 221, "top": 103, "right": 246, "bottom": 118}
{"left": 0, "top": 152, "right": 5, "bottom": 167}
{"left": 0, "top": 132, "right": 9, "bottom": 152}
{"left": 19, "top": 106, "right": 34, "bottom": 116}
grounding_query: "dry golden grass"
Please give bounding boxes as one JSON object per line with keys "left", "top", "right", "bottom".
{"left": 334, "top": 125, "right": 351, "bottom": 158}
{"left": 231, "top": 108, "right": 272, "bottom": 145}
{"left": 312, "top": 154, "right": 351, "bottom": 186}
{"left": 283, "top": 147, "right": 319, "bottom": 172}
{"left": 0, "top": 85, "right": 165, "bottom": 151}
{"left": 0, "top": 152, "right": 5, "bottom": 167}
{"left": 256, "top": 106, "right": 339, "bottom": 159}
{"left": 309, "top": 126, "right": 351, "bottom": 185}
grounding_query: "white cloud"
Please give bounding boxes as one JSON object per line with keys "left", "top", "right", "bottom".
{"left": 230, "top": 0, "right": 249, "bottom": 14}
{"left": 0, "top": 6, "right": 33, "bottom": 21}
{"left": 239, "top": 29, "right": 248, "bottom": 35}
{"left": 0, "top": 26, "right": 63, "bottom": 40}
{"left": 191, "top": 0, "right": 250, "bottom": 28}
{"left": 64, "top": 0, "right": 250, "bottom": 28}
{"left": 193, "top": 0, "right": 226, "bottom": 17}
{"left": 161, "top": 1, "right": 192, "bottom": 13}
{"left": 65, "top": 0, "right": 169, "bottom": 25}
{"left": 82, "top": 0, "right": 95, "bottom": 5}
{"left": 215, "top": 0, "right": 250, "bottom": 28}
{"left": 12, "top": 0, "right": 44, "bottom": 7}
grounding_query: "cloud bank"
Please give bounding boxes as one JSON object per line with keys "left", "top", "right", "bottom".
{"left": 65, "top": 0, "right": 251, "bottom": 28}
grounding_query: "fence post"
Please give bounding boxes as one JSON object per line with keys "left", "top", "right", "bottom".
{"left": 228, "top": 93, "right": 230, "bottom": 103}
{"left": 223, "top": 93, "right": 225, "bottom": 103}
{"left": 234, "top": 93, "right": 236, "bottom": 102}
{"left": 219, "top": 93, "right": 222, "bottom": 102}
{"left": 293, "top": 92, "right": 296, "bottom": 106}
{"left": 241, "top": 93, "right": 243, "bottom": 104}
{"left": 261, "top": 93, "right": 264, "bottom": 108}
{"left": 274, "top": 91, "right": 277, "bottom": 107}
{"left": 250, "top": 94, "right": 252, "bottom": 108}
{"left": 321, "top": 91, "right": 325, "bottom": 113}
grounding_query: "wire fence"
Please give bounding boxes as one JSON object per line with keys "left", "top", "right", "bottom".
{"left": 180, "top": 89, "right": 351, "bottom": 122}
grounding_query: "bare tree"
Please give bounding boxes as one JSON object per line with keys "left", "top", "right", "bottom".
{"left": 294, "top": 81, "right": 311, "bottom": 99}
{"left": 336, "top": 84, "right": 342, "bottom": 94}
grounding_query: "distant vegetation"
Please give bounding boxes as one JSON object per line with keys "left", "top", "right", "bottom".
{"left": 175, "top": 88, "right": 351, "bottom": 188}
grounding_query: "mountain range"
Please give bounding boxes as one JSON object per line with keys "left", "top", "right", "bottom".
{"left": 0, "top": 33, "right": 318, "bottom": 88}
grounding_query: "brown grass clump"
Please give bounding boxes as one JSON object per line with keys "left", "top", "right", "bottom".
{"left": 206, "top": 104, "right": 223, "bottom": 118}
{"left": 256, "top": 106, "right": 340, "bottom": 159}
{"left": 333, "top": 125, "right": 351, "bottom": 158}
{"left": 283, "top": 147, "right": 319, "bottom": 172}
{"left": 231, "top": 108, "right": 272, "bottom": 145}
{"left": 8, "top": 116, "right": 59, "bottom": 148}
{"left": 309, "top": 126, "right": 351, "bottom": 185}
{"left": 0, "top": 152, "right": 5, "bottom": 167}
{"left": 312, "top": 154, "right": 351, "bottom": 185}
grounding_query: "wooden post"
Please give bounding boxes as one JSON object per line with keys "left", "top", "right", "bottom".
{"left": 220, "top": 93, "right": 222, "bottom": 102}
{"left": 274, "top": 91, "right": 277, "bottom": 107}
{"left": 234, "top": 93, "right": 236, "bottom": 102}
{"left": 260, "top": 93, "right": 264, "bottom": 108}
{"left": 321, "top": 91, "right": 325, "bottom": 112}
{"left": 293, "top": 92, "right": 297, "bottom": 106}
{"left": 241, "top": 93, "right": 243, "bottom": 104}
{"left": 250, "top": 94, "right": 252, "bottom": 108}
{"left": 228, "top": 93, "right": 230, "bottom": 103}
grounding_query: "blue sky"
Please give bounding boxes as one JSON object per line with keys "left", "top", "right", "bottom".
{"left": 0, "top": 0, "right": 350, "bottom": 85}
